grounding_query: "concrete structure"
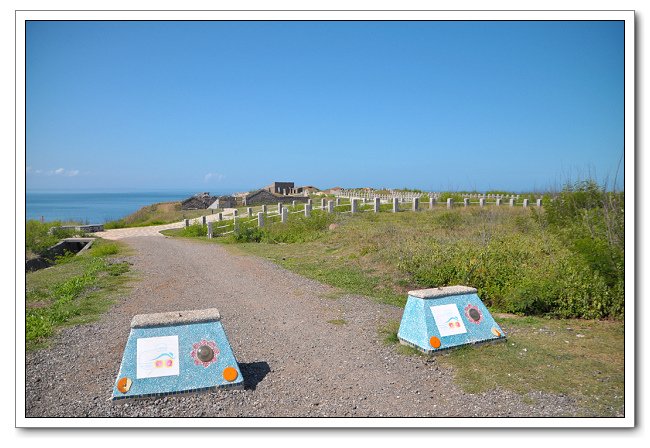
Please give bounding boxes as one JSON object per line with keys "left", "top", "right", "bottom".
{"left": 374, "top": 197, "right": 380, "bottom": 213}
{"left": 479, "top": 198, "right": 486, "bottom": 207}
{"left": 464, "top": 198, "right": 470, "bottom": 207}
{"left": 447, "top": 198, "right": 453, "bottom": 208}
{"left": 393, "top": 197, "right": 399, "bottom": 213}
{"left": 397, "top": 286, "right": 506, "bottom": 354}
{"left": 182, "top": 192, "right": 218, "bottom": 210}
{"left": 112, "top": 308, "right": 243, "bottom": 400}
{"left": 208, "top": 196, "right": 236, "bottom": 210}
{"left": 413, "top": 197, "right": 419, "bottom": 211}
{"left": 245, "top": 189, "right": 309, "bottom": 206}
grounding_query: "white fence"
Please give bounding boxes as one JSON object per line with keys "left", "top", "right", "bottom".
{"left": 186, "top": 195, "right": 543, "bottom": 238}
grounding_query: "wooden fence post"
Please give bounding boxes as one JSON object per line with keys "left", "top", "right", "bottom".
{"left": 305, "top": 203, "right": 311, "bottom": 217}
{"left": 278, "top": 202, "right": 283, "bottom": 214}
{"left": 258, "top": 212, "right": 264, "bottom": 227}
{"left": 393, "top": 197, "right": 399, "bottom": 213}
{"left": 184, "top": 219, "right": 189, "bottom": 227}
{"left": 496, "top": 198, "right": 502, "bottom": 206}
{"left": 536, "top": 199, "right": 542, "bottom": 207}
{"left": 447, "top": 198, "right": 453, "bottom": 208}
{"left": 262, "top": 204, "right": 267, "bottom": 214}
{"left": 374, "top": 197, "right": 380, "bottom": 213}
{"left": 510, "top": 198, "right": 515, "bottom": 207}
{"left": 413, "top": 197, "right": 419, "bottom": 211}
{"left": 463, "top": 198, "right": 469, "bottom": 207}
{"left": 523, "top": 199, "right": 529, "bottom": 208}
{"left": 351, "top": 198, "right": 358, "bottom": 213}
{"left": 207, "top": 222, "right": 213, "bottom": 238}
{"left": 217, "top": 212, "right": 223, "bottom": 221}
{"left": 327, "top": 200, "right": 334, "bottom": 213}
{"left": 479, "top": 198, "right": 485, "bottom": 207}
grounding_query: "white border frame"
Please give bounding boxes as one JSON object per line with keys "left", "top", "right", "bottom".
{"left": 15, "top": 9, "right": 635, "bottom": 429}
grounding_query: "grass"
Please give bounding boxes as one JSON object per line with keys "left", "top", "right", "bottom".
{"left": 104, "top": 201, "right": 211, "bottom": 229}
{"left": 379, "top": 315, "right": 624, "bottom": 417}
{"left": 25, "top": 238, "right": 133, "bottom": 350}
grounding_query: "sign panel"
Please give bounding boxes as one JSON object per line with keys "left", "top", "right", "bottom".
{"left": 136, "top": 335, "right": 180, "bottom": 379}
{"left": 430, "top": 303, "right": 467, "bottom": 337}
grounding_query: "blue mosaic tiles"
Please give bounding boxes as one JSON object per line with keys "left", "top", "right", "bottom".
{"left": 397, "top": 286, "right": 506, "bottom": 354}
{"left": 112, "top": 309, "right": 243, "bottom": 400}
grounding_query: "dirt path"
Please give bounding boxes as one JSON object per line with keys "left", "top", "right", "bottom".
{"left": 25, "top": 235, "right": 580, "bottom": 417}
{"left": 93, "top": 208, "right": 238, "bottom": 240}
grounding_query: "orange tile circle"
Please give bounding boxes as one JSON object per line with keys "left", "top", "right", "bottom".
{"left": 429, "top": 336, "right": 441, "bottom": 349}
{"left": 223, "top": 366, "right": 238, "bottom": 382}
{"left": 117, "top": 377, "right": 132, "bottom": 393}
{"left": 491, "top": 327, "right": 501, "bottom": 337}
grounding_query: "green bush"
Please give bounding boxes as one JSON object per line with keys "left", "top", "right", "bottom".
{"left": 178, "top": 223, "right": 207, "bottom": 237}
{"left": 26, "top": 220, "right": 78, "bottom": 256}
{"left": 263, "top": 211, "right": 336, "bottom": 243}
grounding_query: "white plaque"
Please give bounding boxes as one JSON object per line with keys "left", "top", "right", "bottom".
{"left": 430, "top": 304, "right": 467, "bottom": 337}
{"left": 136, "top": 335, "right": 180, "bottom": 379}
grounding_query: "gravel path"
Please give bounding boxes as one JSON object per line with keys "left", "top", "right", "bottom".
{"left": 25, "top": 235, "right": 581, "bottom": 418}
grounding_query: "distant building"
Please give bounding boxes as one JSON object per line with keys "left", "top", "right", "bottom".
{"left": 322, "top": 186, "right": 343, "bottom": 195}
{"left": 208, "top": 196, "right": 237, "bottom": 209}
{"left": 245, "top": 189, "right": 309, "bottom": 206}
{"left": 181, "top": 192, "right": 218, "bottom": 210}
{"left": 263, "top": 181, "right": 320, "bottom": 196}
{"left": 265, "top": 182, "right": 296, "bottom": 195}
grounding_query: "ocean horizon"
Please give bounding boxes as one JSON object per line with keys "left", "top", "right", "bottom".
{"left": 25, "top": 190, "right": 230, "bottom": 224}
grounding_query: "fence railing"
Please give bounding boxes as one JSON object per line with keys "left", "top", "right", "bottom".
{"left": 183, "top": 195, "right": 544, "bottom": 238}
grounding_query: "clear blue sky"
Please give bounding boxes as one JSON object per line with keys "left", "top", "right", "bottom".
{"left": 26, "top": 20, "right": 624, "bottom": 193}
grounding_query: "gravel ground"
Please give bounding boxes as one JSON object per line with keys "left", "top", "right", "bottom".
{"left": 25, "top": 235, "right": 580, "bottom": 418}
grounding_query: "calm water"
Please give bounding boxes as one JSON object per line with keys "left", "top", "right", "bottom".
{"left": 25, "top": 191, "right": 221, "bottom": 224}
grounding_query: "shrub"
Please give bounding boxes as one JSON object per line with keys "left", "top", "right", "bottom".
{"left": 178, "top": 223, "right": 207, "bottom": 237}
{"left": 26, "top": 220, "right": 78, "bottom": 257}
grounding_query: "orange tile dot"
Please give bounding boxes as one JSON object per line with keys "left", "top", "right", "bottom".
{"left": 117, "top": 377, "right": 132, "bottom": 393}
{"left": 223, "top": 366, "right": 238, "bottom": 382}
{"left": 429, "top": 336, "right": 441, "bottom": 349}
{"left": 492, "top": 327, "right": 501, "bottom": 337}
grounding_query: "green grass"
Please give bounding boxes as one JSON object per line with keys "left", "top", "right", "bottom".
{"left": 104, "top": 201, "right": 210, "bottom": 229}
{"left": 327, "top": 319, "right": 348, "bottom": 325}
{"left": 380, "top": 315, "right": 624, "bottom": 416}
{"left": 25, "top": 238, "right": 133, "bottom": 350}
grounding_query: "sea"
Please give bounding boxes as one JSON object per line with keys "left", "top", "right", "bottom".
{"left": 25, "top": 191, "right": 225, "bottom": 224}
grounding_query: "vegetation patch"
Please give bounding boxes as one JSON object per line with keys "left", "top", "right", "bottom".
{"left": 104, "top": 202, "right": 209, "bottom": 228}
{"left": 381, "top": 315, "right": 623, "bottom": 416}
{"left": 25, "top": 238, "right": 133, "bottom": 350}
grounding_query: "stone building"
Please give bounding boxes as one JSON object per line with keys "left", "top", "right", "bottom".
{"left": 181, "top": 192, "right": 218, "bottom": 210}
{"left": 245, "top": 189, "right": 309, "bottom": 206}
{"left": 263, "top": 181, "right": 320, "bottom": 196}
{"left": 207, "top": 196, "right": 237, "bottom": 209}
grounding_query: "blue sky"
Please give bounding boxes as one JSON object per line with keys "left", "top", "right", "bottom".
{"left": 25, "top": 20, "right": 624, "bottom": 193}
